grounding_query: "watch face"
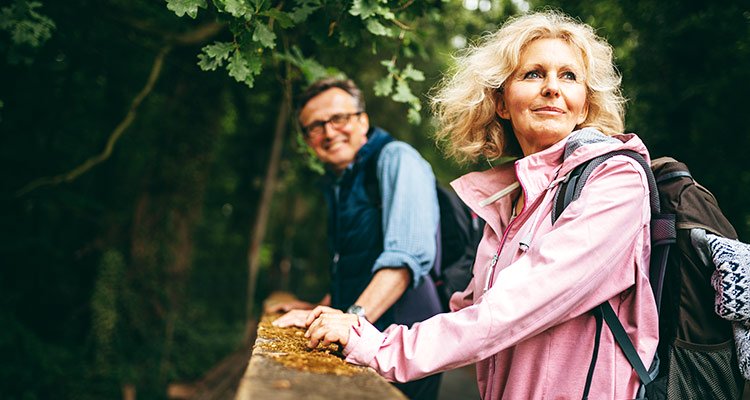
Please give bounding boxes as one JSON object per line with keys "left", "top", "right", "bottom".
{"left": 347, "top": 304, "right": 365, "bottom": 317}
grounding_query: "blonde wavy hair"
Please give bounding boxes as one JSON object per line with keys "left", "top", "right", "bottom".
{"left": 432, "top": 11, "right": 625, "bottom": 163}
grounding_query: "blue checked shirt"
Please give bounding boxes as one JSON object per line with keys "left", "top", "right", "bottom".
{"left": 371, "top": 141, "right": 439, "bottom": 287}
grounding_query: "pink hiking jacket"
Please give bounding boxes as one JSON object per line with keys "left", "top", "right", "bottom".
{"left": 344, "top": 130, "right": 659, "bottom": 399}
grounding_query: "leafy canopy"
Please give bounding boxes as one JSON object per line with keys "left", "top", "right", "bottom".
{"left": 165, "top": 0, "right": 441, "bottom": 123}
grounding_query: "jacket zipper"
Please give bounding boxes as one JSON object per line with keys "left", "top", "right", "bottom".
{"left": 483, "top": 179, "right": 527, "bottom": 294}
{"left": 483, "top": 182, "right": 525, "bottom": 399}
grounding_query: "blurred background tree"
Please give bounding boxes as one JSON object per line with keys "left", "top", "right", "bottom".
{"left": 0, "top": 0, "right": 747, "bottom": 398}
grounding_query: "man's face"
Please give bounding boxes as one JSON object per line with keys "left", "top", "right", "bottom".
{"left": 299, "top": 88, "right": 369, "bottom": 173}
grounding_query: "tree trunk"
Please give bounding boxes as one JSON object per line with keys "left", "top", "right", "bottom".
{"left": 245, "top": 78, "right": 292, "bottom": 340}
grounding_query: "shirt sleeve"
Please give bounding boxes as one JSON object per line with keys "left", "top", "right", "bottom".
{"left": 344, "top": 157, "right": 653, "bottom": 382}
{"left": 372, "top": 141, "right": 439, "bottom": 288}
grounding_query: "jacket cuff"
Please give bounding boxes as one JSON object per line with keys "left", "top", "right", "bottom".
{"left": 344, "top": 316, "right": 384, "bottom": 366}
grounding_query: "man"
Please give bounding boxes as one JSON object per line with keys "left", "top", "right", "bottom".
{"left": 267, "top": 78, "right": 443, "bottom": 399}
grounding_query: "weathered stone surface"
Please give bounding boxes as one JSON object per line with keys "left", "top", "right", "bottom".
{"left": 235, "top": 349, "right": 406, "bottom": 400}
{"left": 235, "top": 308, "right": 405, "bottom": 400}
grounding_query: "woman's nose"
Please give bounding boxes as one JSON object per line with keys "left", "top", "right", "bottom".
{"left": 542, "top": 77, "right": 560, "bottom": 97}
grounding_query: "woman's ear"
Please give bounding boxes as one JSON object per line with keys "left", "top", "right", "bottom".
{"left": 496, "top": 95, "right": 510, "bottom": 120}
{"left": 577, "top": 101, "right": 589, "bottom": 125}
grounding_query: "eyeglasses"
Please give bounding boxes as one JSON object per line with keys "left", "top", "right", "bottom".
{"left": 302, "top": 112, "right": 363, "bottom": 139}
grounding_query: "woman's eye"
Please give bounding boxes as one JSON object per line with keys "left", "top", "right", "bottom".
{"left": 562, "top": 71, "right": 577, "bottom": 81}
{"left": 523, "top": 71, "right": 541, "bottom": 79}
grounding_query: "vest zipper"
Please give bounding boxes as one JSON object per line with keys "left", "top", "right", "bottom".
{"left": 332, "top": 252, "right": 340, "bottom": 274}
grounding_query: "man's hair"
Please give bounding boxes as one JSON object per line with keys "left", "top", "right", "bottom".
{"left": 296, "top": 78, "right": 366, "bottom": 118}
{"left": 431, "top": 10, "right": 626, "bottom": 163}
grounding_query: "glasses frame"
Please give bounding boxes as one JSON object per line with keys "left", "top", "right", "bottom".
{"left": 302, "top": 111, "right": 364, "bottom": 140}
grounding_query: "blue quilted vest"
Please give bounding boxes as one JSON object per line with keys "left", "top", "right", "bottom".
{"left": 323, "top": 127, "right": 441, "bottom": 330}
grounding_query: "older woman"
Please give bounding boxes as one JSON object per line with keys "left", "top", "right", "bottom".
{"left": 304, "top": 11, "right": 658, "bottom": 399}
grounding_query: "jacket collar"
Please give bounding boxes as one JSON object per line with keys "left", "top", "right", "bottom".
{"left": 451, "top": 128, "right": 650, "bottom": 236}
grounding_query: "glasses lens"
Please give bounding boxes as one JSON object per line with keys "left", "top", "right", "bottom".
{"left": 305, "top": 122, "right": 324, "bottom": 138}
{"left": 304, "top": 112, "right": 360, "bottom": 138}
{"left": 329, "top": 113, "right": 350, "bottom": 128}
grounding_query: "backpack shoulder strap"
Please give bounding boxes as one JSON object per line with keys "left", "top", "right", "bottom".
{"left": 555, "top": 151, "right": 676, "bottom": 397}
{"left": 552, "top": 150, "right": 661, "bottom": 226}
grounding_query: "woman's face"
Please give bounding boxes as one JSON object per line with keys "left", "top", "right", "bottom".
{"left": 497, "top": 38, "right": 589, "bottom": 156}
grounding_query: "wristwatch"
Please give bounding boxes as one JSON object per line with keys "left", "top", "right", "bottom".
{"left": 346, "top": 304, "right": 367, "bottom": 319}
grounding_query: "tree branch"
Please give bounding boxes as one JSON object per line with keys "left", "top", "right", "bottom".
{"left": 169, "top": 22, "right": 226, "bottom": 45}
{"left": 16, "top": 46, "right": 171, "bottom": 197}
{"left": 118, "top": 16, "right": 226, "bottom": 46}
{"left": 244, "top": 48, "right": 293, "bottom": 342}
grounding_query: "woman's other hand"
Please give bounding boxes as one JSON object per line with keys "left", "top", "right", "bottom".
{"left": 305, "top": 306, "right": 357, "bottom": 348}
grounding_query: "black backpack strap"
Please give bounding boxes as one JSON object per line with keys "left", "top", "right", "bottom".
{"left": 552, "top": 150, "right": 661, "bottom": 225}
{"left": 655, "top": 170, "right": 692, "bottom": 184}
{"left": 581, "top": 302, "right": 654, "bottom": 399}
{"left": 601, "top": 302, "right": 653, "bottom": 384}
{"left": 553, "top": 151, "right": 672, "bottom": 399}
{"left": 552, "top": 150, "right": 676, "bottom": 309}
{"left": 582, "top": 305, "right": 604, "bottom": 400}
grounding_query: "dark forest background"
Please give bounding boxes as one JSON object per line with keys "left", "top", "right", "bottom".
{"left": 1, "top": 0, "right": 748, "bottom": 398}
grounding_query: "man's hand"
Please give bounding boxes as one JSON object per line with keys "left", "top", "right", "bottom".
{"left": 272, "top": 309, "right": 314, "bottom": 328}
{"left": 305, "top": 311, "right": 358, "bottom": 349}
{"left": 273, "top": 305, "right": 341, "bottom": 328}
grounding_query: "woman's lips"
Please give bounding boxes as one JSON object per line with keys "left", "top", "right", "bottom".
{"left": 533, "top": 106, "right": 565, "bottom": 113}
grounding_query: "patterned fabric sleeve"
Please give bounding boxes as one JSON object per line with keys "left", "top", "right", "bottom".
{"left": 705, "top": 232, "right": 750, "bottom": 379}
{"left": 706, "top": 233, "right": 750, "bottom": 322}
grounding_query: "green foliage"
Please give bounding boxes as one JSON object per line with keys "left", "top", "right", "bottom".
{"left": 0, "top": 0, "right": 55, "bottom": 47}
{"left": 275, "top": 46, "right": 344, "bottom": 85}
{"left": 197, "top": 41, "right": 234, "bottom": 71}
{"left": 0, "top": 0, "right": 55, "bottom": 64}
{"left": 164, "top": 0, "right": 437, "bottom": 123}
{"left": 253, "top": 23, "right": 276, "bottom": 48}
{"left": 165, "top": 0, "right": 206, "bottom": 18}
{"left": 91, "top": 250, "right": 126, "bottom": 372}
{"left": 218, "top": 0, "right": 253, "bottom": 18}
{"left": 375, "top": 60, "right": 425, "bottom": 123}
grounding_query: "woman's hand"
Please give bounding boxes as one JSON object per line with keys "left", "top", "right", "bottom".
{"left": 304, "top": 306, "right": 358, "bottom": 349}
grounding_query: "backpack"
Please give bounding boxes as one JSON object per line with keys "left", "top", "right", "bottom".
{"left": 364, "top": 140, "right": 484, "bottom": 313}
{"left": 553, "top": 151, "right": 747, "bottom": 399}
{"left": 433, "top": 185, "right": 485, "bottom": 312}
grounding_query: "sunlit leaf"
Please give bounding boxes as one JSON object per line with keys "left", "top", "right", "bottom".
{"left": 253, "top": 23, "right": 276, "bottom": 48}
{"left": 407, "top": 108, "right": 421, "bottom": 125}
{"left": 228, "top": 50, "right": 251, "bottom": 85}
{"left": 165, "top": 0, "right": 207, "bottom": 18}
{"left": 373, "top": 75, "right": 393, "bottom": 96}
{"left": 197, "top": 41, "right": 234, "bottom": 71}
{"left": 365, "top": 19, "right": 389, "bottom": 36}
{"left": 218, "top": 0, "right": 252, "bottom": 17}
{"left": 350, "top": 0, "right": 377, "bottom": 19}
{"left": 392, "top": 79, "right": 418, "bottom": 103}
{"left": 402, "top": 64, "right": 425, "bottom": 82}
